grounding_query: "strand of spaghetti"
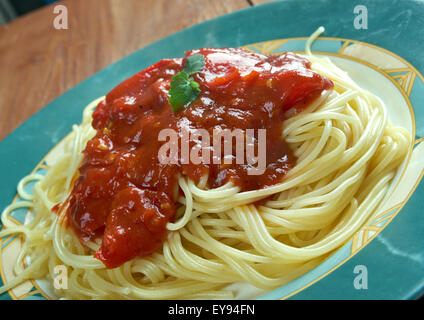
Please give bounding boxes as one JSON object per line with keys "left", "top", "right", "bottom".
{"left": 166, "top": 176, "right": 194, "bottom": 230}
{"left": 305, "top": 26, "right": 325, "bottom": 56}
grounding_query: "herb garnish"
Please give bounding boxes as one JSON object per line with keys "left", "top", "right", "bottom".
{"left": 168, "top": 54, "right": 205, "bottom": 112}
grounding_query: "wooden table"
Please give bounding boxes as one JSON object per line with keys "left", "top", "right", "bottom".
{"left": 0, "top": 0, "right": 273, "bottom": 141}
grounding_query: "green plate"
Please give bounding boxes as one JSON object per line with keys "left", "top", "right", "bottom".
{"left": 1, "top": 0, "right": 424, "bottom": 300}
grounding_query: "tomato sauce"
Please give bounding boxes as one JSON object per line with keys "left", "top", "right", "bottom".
{"left": 66, "top": 48, "right": 333, "bottom": 268}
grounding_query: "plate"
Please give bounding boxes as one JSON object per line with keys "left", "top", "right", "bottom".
{"left": 1, "top": 0, "right": 424, "bottom": 300}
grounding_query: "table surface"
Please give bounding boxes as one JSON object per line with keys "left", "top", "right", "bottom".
{"left": 0, "top": 0, "right": 273, "bottom": 141}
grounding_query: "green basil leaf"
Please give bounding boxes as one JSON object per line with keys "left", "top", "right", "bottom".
{"left": 184, "top": 54, "right": 205, "bottom": 75}
{"left": 168, "top": 54, "right": 205, "bottom": 112}
{"left": 169, "top": 72, "right": 200, "bottom": 112}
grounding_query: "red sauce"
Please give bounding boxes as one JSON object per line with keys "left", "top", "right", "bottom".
{"left": 66, "top": 48, "right": 333, "bottom": 268}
